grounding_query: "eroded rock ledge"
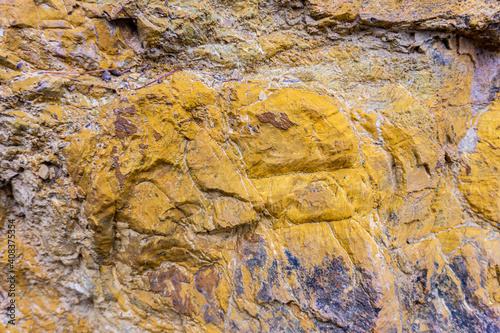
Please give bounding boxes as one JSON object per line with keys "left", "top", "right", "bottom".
{"left": 0, "top": 0, "right": 499, "bottom": 332}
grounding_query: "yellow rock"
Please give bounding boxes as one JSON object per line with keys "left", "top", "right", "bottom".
{"left": 458, "top": 100, "right": 500, "bottom": 224}
{"left": 254, "top": 172, "right": 355, "bottom": 224}
{"left": 229, "top": 88, "right": 359, "bottom": 178}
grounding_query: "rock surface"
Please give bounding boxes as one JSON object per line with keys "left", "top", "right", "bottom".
{"left": 0, "top": 0, "right": 499, "bottom": 332}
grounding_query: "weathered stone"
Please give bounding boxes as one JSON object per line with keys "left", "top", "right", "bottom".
{"left": 37, "top": 164, "right": 50, "bottom": 180}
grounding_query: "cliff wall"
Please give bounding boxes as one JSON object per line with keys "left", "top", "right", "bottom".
{"left": 0, "top": 0, "right": 499, "bottom": 331}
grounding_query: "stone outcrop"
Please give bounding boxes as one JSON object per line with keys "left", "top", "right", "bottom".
{"left": 0, "top": 0, "right": 499, "bottom": 332}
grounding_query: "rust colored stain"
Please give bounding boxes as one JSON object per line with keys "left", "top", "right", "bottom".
{"left": 256, "top": 112, "right": 295, "bottom": 130}
{"left": 110, "top": 146, "right": 126, "bottom": 187}
{"left": 115, "top": 115, "right": 138, "bottom": 139}
{"left": 153, "top": 131, "right": 162, "bottom": 141}
{"left": 195, "top": 266, "right": 220, "bottom": 299}
{"left": 195, "top": 266, "right": 224, "bottom": 323}
{"left": 148, "top": 266, "right": 196, "bottom": 315}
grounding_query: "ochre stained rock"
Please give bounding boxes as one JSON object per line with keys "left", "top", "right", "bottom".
{"left": 0, "top": 0, "right": 500, "bottom": 332}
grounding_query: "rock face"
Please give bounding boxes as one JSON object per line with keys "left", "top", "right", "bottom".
{"left": 0, "top": 0, "right": 500, "bottom": 332}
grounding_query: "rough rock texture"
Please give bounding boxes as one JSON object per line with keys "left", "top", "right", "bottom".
{"left": 0, "top": 0, "right": 500, "bottom": 332}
